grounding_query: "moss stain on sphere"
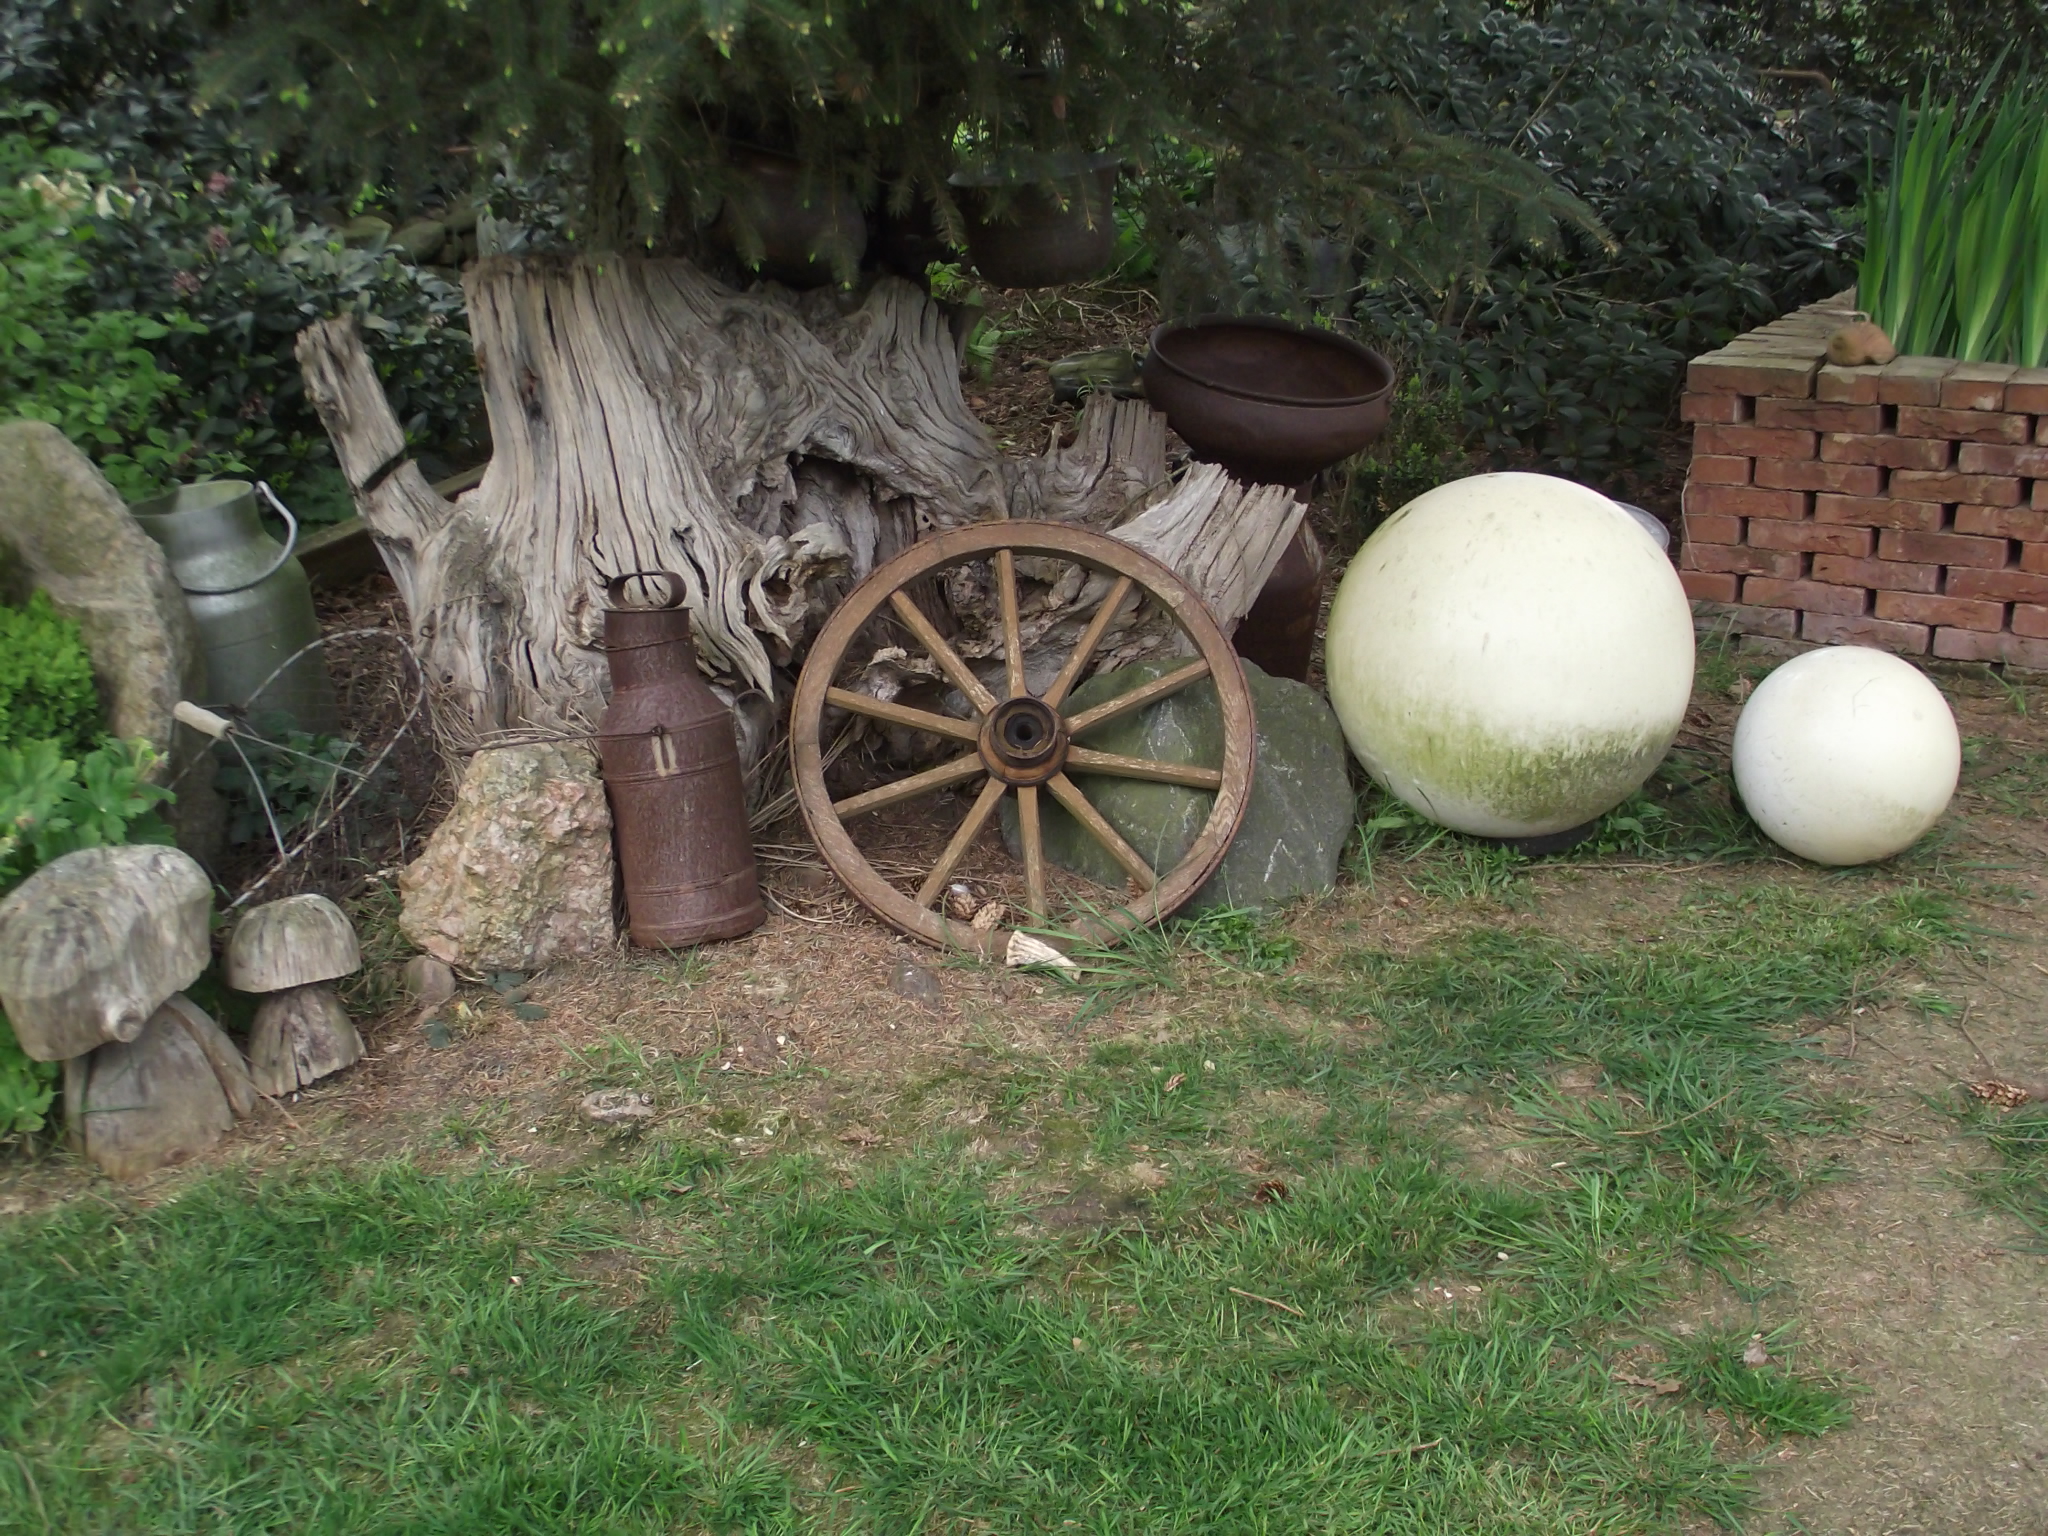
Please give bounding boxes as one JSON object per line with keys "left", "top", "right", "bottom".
{"left": 1324, "top": 473, "right": 1695, "bottom": 838}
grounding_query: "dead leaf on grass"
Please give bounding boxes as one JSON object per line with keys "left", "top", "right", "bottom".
{"left": 1742, "top": 1334, "right": 1771, "bottom": 1368}
{"left": 1615, "top": 1371, "right": 1685, "bottom": 1395}
{"left": 1966, "top": 1079, "right": 2040, "bottom": 1110}
{"left": 1162, "top": 1072, "right": 1184, "bottom": 1093}
{"left": 837, "top": 1124, "right": 883, "bottom": 1147}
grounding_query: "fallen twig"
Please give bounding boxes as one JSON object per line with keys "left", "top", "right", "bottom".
{"left": 1367, "top": 1438, "right": 1443, "bottom": 1458}
{"left": 1950, "top": 1001, "right": 2000, "bottom": 1078}
{"left": 1228, "top": 1285, "right": 1305, "bottom": 1318}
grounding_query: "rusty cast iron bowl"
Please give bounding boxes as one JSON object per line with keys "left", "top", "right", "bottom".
{"left": 953, "top": 154, "right": 1120, "bottom": 290}
{"left": 1141, "top": 316, "right": 1396, "bottom": 487}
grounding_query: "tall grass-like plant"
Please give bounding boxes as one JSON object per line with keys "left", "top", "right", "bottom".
{"left": 1862, "top": 79, "right": 2048, "bottom": 365}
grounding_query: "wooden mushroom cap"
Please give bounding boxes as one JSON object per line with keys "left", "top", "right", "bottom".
{"left": 0, "top": 844, "right": 212, "bottom": 1061}
{"left": 224, "top": 894, "right": 362, "bottom": 993}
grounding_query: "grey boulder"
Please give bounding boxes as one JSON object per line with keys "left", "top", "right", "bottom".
{"left": 1011, "top": 658, "right": 1354, "bottom": 914}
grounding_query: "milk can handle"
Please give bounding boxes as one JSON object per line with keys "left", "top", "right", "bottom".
{"left": 173, "top": 481, "right": 301, "bottom": 596}
{"left": 605, "top": 570, "right": 688, "bottom": 609}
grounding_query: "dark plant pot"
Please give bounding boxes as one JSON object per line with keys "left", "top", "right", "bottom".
{"left": 870, "top": 196, "right": 952, "bottom": 278}
{"left": 719, "top": 147, "right": 866, "bottom": 288}
{"left": 954, "top": 158, "right": 1119, "bottom": 289}
{"left": 1141, "top": 316, "right": 1397, "bottom": 487}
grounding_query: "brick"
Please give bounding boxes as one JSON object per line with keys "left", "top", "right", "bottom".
{"left": 1955, "top": 504, "right": 2048, "bottom": 541}
{"left": 1933, "top": 628, "right": 2048, "bottom": 669}
{"left": 1890, "top": 470, "right": 2023, "bottom": 505}
{"left": 1681, "top": 392, "right": 1753, "bottom": 424}
{"left": 1749, "top": 519, "right": 1872, "bottom": 555}
{"left": 1754, "top": 397, "right": 1887, "bottom": 434}
{"left": 1754, "top": 457, "right": 1883, "bottom": 494}
{"left": 1689, "top": 454, "right": 1752, "bottom": 486}
{"left": 1683, "top": 484, "right": 1810, "bottom": 520}
{"left": 1692, "top": 600, "right": 1801, "bottom": 640}
{"left": 1877, "top": 528, "right": 2012, "bottom": 568}
{"left": 2038, "top": 479, "right": 2048, "bottom": 510}
{"left": 2013, "top": 604, "right": 2048, "bottom": 639}
{"left": 1686, "top": 542, "right": 1803, "bottom": 578}
{"left": 1816, "top": 364, "right": 1883, "bottom": 404}
{"left": 2040, "top": 416, "right": 2048, "bottom": 446}
{"left": 1680, "top": 570, "right": 1741, "bottom": 603}
{"left": 1896, "top": 405, "right": 2031, "bottom": 444}
{"left": 2023, "top": 543, "right": 2048, "bottom": 576}
{"left": 1688, "top": 350, "right": 1819, "bottom": 398}
{"left": 1814, "top": 493, "right": 1944, "bottom": 531}
{"left": 1801, "top": 611, "right": 1932, "bottom": 653}
{"left": 1810, "top": 554, "right": 1938, "bottom": 592}
{"left": 1876, "top": 355, "right": 1957, "bottom": 405}
{"left": 1744, "top": 577, "right": 1868, "bottom": 615}
{"left": 1693, "top": 424, "right": 1819, "bottom": 459}
{"left": 1947, "top": 566, "right": 2048, "bottom": 603}
{"left": 1939, "top": 361, "right": 2019, "bottom": 411}
{"left": 1820, "top": 432, "right": 1951, "bottom": 470}
{"left": 1957, "top": 441, "right": 2048, "bottom": 476}
{"left": 2007, "top": 367, "right": 2048, "bottom": 413}
{"left": 1680, "top": 511, "right": 1744, "bottom": 545}
{"left": 1875, "top": 591, "right": 2006, "bottom": 630}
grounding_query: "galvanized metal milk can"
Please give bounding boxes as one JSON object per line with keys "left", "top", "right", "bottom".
{"left": 128, "top": 480, "right": 339, "bottom": 737}
{"left": 597, "top": 572, "right": 764, "bottom": 948}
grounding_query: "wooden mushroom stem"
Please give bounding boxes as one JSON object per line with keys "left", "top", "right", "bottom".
{"left": 249, "top": 984, "right": 365, "bottom": 1098}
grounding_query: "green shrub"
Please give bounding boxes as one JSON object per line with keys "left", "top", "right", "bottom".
{"left": 0, "top": 122, "right": 222, "bottom": 498}
{"left": 1331, "top": 0, "right": 1883, "bottom": 472}
{"left": 0, "top": 736, "right": 175, "bottom": 1141}
{"left": 0, "top": 590, "right": 101, "bottom": 755}
{"left": 1, "top": 4, "right": 482, "bottom": 495}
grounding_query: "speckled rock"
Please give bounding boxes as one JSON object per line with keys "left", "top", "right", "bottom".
{"left": 1007, "top": 658, "right": 1354, "bottom": 913}
{"left": 399, "top": 743, "right": 616, "bottom": 968}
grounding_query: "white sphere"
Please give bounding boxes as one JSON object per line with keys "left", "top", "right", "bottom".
{"left": 1324, "top": 472, "right": 1695, "bottom": 837}
{"left": 1732, "top": 646, "right": 1958, "bottom": 865}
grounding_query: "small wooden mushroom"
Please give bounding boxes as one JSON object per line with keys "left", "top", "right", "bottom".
{"left": 225, "top": 895, "right": 365, "bottom": 1096}
{"left": 80, "top": 994, "right": 255, "bottom": 1180}
{"left": 0, "top": 844, "right": 212, "bottom": 1061}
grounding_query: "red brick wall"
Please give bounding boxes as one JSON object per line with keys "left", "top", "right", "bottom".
{"left": 1679, "top": 292, "right": 2048, "bottom": 668}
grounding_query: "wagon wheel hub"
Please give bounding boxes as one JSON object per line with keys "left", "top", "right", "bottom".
{"left": 981, "top": 696, "right": 1067, "bottom": 785}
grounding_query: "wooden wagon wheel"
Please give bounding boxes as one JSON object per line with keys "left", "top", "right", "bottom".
{"left": 791, "top": 522, "right": 1256, "bottom": 957}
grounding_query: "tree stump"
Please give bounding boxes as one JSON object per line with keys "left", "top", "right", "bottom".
{"left": 295, "top": 258, "right": 1302, "bottom": 745}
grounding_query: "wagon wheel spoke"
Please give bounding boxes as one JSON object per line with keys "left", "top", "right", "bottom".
{"left": 1047, "top": 772, "right": 1156, "bottom": 892}
{"left": 1064, "top": 658, "right": 1212, "bottom": 737}
{"left": 825, "top": 686, "right": 980, "bottom": 743}
{"left": 889, "top": 589, "right": 997, "bottom": 715}
{"left": 1043, "top": 574, "right": 1135, "bottom": 709}
{"left": 996, "top": 548, "right": 1026, "bottom": 700}
{"left": 916, "top": 776, "right": 1010, "bottom": 909}
{"left": 1017, "top": 784, "right": 1047, "bottom": 918}
{"left": 1064, "top": 747, "right": 1224, "bottom": 790}
{"left": 832, "top": 751, "right": 986, "bottom": 818}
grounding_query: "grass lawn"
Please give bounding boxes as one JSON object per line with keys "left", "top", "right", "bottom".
{"left": 3, "top": 658, "right": 2045, "bottom": 1534}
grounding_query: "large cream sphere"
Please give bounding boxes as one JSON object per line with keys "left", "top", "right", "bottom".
{"left": 1324, "top": 472, "right": 1695, "bottom": 837}
{"left": 1732, "top": 646, "right": 1959, "bottom": 865}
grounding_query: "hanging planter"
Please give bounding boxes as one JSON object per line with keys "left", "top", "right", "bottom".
{"left": 716, "top": 146, "right": 867, "bottom": 288}
{"left": 950, "top": 151, "right": 1120, "bottom": 290}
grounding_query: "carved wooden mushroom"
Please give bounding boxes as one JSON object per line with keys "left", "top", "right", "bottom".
{"left": 0, "top": 844, "right": 212, "bottom": 1060}
{"left": 0, "top": 844, "right": 256, "bottom": 1177}
{"left": 225, "top": 895, "right": 365, "bottom": 1096}
{"left": 76, "top": 995, "right": 257, "bottom": 1179}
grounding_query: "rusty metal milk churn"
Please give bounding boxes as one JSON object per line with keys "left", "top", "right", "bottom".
{"left": 597, "top": 572, "right": 764, "bottom": 947}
